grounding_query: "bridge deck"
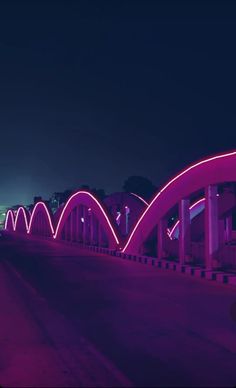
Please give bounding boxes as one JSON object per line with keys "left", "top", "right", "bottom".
{"left": 1, "top": 234, "right": 236, "bottom": 387}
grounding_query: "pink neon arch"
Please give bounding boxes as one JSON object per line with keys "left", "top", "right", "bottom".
{"left": 14, "top": 207, "right": 30, "bottom": 232}
{"left": 28, "top": 202, "right": 55, "bottom": 236}
{"left": 4, "top": 209, "right": 15, "bottom": 231}
{"left": 123, "top": 150, "right": 236, "bottom": 254}
{"left": 130, "top": 192, "right": 149, "bottom": 206}
{"left": 53, "top": 191, "right": 120, "bottom": 247}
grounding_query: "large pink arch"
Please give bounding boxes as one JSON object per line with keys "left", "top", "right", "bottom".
{"left": 123, "top": 150, "right": 236, "bottom": 254}
{"left": 53, "top": 191, "right": 120, "bottom": 248}
{"left": 28, "top": 202, "right": 54, "bottom": 236}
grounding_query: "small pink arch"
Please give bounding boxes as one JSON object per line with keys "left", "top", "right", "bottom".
{"left": 4, "top": 209, "right": 15, "bottom": 231}
{"left": 14, "top": 207, "right": 30, "bottom": 233}
{"left": 28, "top": 202, "right": 54, "bottom": 236}
{"left": 54, "top": 191, "right": 119, "bottom": 247}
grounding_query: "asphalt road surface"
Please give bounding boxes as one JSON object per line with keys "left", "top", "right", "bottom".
{"left": 1, "top": 233, "right": 236, "bottom": 387}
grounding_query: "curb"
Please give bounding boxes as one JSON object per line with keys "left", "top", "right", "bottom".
{"left": 81, "top": 244, "right": 236, "bottom": 287}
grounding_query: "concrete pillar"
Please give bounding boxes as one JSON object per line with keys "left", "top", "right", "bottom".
{"left": 70, "top": 211, "right": 73, "bottom": 242}
{"left": 218, "top": 219, "right": 225, "bottom": 246}
{"left": 225, "top": 215, "right": 232, "bottom": 242}
{"left": 82, "top": 206, "right": 89, "bottom": 244}
{"left": 72, "top": 208, "right": 77, "bottom": 242}
{"left": 205, "top": 185, "right": 219, "bottom": 270}
{"left": 93, "top": 216, "right": 99, "bottom": 245}
{"left": 98, "top": 223, "right": 102, "bottom": 247}
{"left": 179, "top": 198, "right": 190, "bottom": 265}
{"left": 98, "top": 223, "right": 107, "bottom": 247}
{"left": 82, "top": 206, "right": 85, "bottom": 243}
{"left": 64, "top": 217, "right": 68, "bottom": 241}
{"left": 90, "top": 212, "right": 95, "bottom": 245}
{"left": 75, "top": 206, "right": 79, "bottom": 242}
{"left": 78, "top": 205, "right": 83, "bottom": 242}
{"left": 157, "top": 218, "right": 168, "bottom": 259}
{"left": 67, "top": 216, "right": 71, "bottom": 241}
{"left": 120, "top": 207, "right": 126, "bottom": 236}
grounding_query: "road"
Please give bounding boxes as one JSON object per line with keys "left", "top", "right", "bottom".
{"left": 1, "top": 233, "right": 236, "bottom": 387}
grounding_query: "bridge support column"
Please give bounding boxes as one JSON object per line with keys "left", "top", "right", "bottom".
{"left": 93, "top": 216, "right": 99, "bottom": 245}
{"left": 89, "top": 212, "right": 94, "bottom": 245}
{"left": 82, "top": 206, "right": 88, "bottom": 244}
{"left": 120, "top": 207, "right": 126, "bottom": 236}
{"left": 72, "top": 208, "right": 77, "bottom": 242}
{"left": 218, "top": 219, "right": 225, "bottom": 246}
{"left": 205, "top": 185, "right": 219, "bottom": 270}
{"left": 179, "top": 198, "right": 190, "bottom": 265}
{"left": 78, "top": 206, "right": 83, "bottom": 242}
{"left": 157, "top": 218, "right": 168, "bottom": 259}
{"left": 65, "top": 217, "right": 69, "bottom": 241}
{"left": 225, "top": 215, "right": 232, "bottom": 243}
{"left": 98, "top": 223, "right": 107, "bottom": 247}
{"left": 68, "top": 215, "right": 71, "bottom": 241}
{"left": 70, "top": 211, "right": 73, "bottom": 242}
{"left": 75, "top": 206, "right": 79, "bottom": 242}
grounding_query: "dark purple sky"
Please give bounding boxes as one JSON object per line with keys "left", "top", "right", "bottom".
{"left": 1, "top": 0, "right": 236, "bottom": 206}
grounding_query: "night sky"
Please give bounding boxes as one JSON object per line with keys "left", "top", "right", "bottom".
{"left": 1, "top": 0, "right": 236, "bottom": 206}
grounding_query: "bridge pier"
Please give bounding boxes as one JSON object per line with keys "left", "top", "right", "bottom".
{"left": 205, "top": 184, "right": 219, "bottom": 270}
{"left": 75, "top": 206, "right": 79, "bottom": 242}
{"left": 78, "top": 205, "right": 83, "bottom": 242}
{"left": 179, "top": 198, "right": 191, "bottom": 265}
{"left": 82, "top": 206, "right": 89, "bottom": 244}
{"left": 89, "top": 211, "right": 94, "bottom": 245}
{"left": 92, "top": 215, "right": 99, "bottom": 246}
{"left": 98, "top": 223, "right": 108, "bottom": 247}
{"left": 157, "top": 218, "right": 168, "bottom": 259}
{"left": 72, "top": 208, "right": 78, "bottom": 242}
{"left": 218, "top": 219, "right": 225, "bottom": 246}
{"left": 120, "top": 206, "right": 126, "bottom": 236}
{"left": 225, "top": 215, "right": 232, "bottom": 242}
{"left": 70, "top": 211, "right": 73, "bottom": 242}
{"left": 65, "top": 217, "right": 69, "bottom": 241}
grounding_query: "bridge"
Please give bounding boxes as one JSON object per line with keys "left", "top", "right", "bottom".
{"left": 5, "top": 150, "right": 236, "bottom": 274}
{"left": 2, "top": 150, "right": 236, "bottom": 387}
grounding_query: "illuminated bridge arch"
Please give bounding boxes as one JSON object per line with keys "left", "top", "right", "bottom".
{"left": 4, "top": 209, "right": 15, "bottom": 232}
{"left": 14, "top": 207, "right": 30, "bottom": 233}
{"left": 4, "top": 191, "right": 120, "bottom": 249}
{"left": 54, "top": 191, "right": 120, "bottom": 249}
{"left": 123, "top": 151, "right": 236, "bottom": 270}
{"left": 28, "top": 202, "right": 54, "bottom": 237}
